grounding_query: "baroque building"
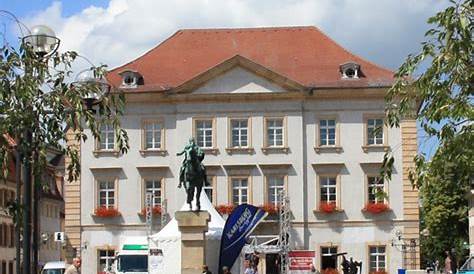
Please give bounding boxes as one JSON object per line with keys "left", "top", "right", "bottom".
{"left": 64, "top": 26, "right": 419, "bottom": 274}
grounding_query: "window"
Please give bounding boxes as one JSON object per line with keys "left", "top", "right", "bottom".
{"left": 368, "top": 176, "right": 385, "bottom": 203}
{"left": 1, "top": 261, "right": 5, "bottom": 274}
{"left": 145, "top": 179, "right": 162, "bottom": 207}
{"left": 320, "top": 177, "right": 337, "bottom": 203}
{"left": 321, "top": 246, "right": 338, "bottom": 270}
{"left": 231, "top": 178, "right": 249, "bottom": 205}
{"left": 8, "top": 261, "right": 13, "bottom": 274}
{"left": 10, "top": 224, "right": 14, "bottom": 247}
{"left": 367, "top": 118, "right": 384, "bottom": 145}
{"left": 98, "top": 180, "right": 115, "bottom": 208}
{"left": 231, "top": 119, "right": 249, "bottom": 148}
{"left": 99, "top": 123, "right": 115, "bottom": 150}
{"left": 369, "top": 246, "right": 386, "bottom": 273}
{"left": 340, "top": 62, "right": 360, "bottom": 79}
{"left": 195, "top": 120, "right": 214, "bottom": 148}
{"left": 0, "top": 224, "right": 3, "bottom": 247}
{"left": 266, "top": 118, "right": 284, "bottom": 147}
{"left": 203, "top": 176, "right": 215, "bottom": 204}
{"left": 0, "top": 189, "right": 4, "bottom": 208}
{"left": 143, "top": 121, "right": 163, "bottom": 150}
{"left": 319, "top": 119, "right": 336, "bottom": 146}
{"left": 267, "top": 176, "right": 285, "bottom": 206}
{"left": 98, "top": 249, "right": 115, "bottom": 274}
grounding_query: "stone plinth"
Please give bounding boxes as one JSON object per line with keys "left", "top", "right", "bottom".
{"left": 175, "top": 211, "right": 211, "bottom": 274}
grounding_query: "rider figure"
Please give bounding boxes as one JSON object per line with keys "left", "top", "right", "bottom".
{"left": 177, "top": 137, "right": 199, "bottom": 187}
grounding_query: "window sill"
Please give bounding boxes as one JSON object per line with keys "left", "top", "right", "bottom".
{"left": 314, "top": 146, "right": 343, "bottom": 154}
{"left": 313, "top": 208, "right": 344, "bottom": 214}
{"left": 261, "top": 147, "right": 289, "bottom": 154}
{"left": 139, "top": 149, "right": 167, "bottom": 157}
{"left": 90, "top": 213, "right": 121, "bottom": 218}
{"left": 93, "top": 150, "right": 120, "bottom": 157}
{"left": 201, "top": 148, "right": 219, "bottom": 155}
{"left": 361, "top": 145, "right": 390, "bottom": 153}
{"left": 137, "top": 212, "right": 162, "bottom": 217}
{"left": 225, "top": 147, "right": 255, "bottom": 155}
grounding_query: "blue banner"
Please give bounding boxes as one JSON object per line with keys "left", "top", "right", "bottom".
{"left": 218, "top": 204, "right": 268, "bottom": 271}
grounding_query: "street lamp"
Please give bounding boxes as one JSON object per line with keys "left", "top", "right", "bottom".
{"left": 73, "top": 69, "right": 111, "bottom": 112}
{"left": 22, "top": 25, "right": 60, "bottom": 57}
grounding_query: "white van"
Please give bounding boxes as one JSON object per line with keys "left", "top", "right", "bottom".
{"left": 41, "top": 261, "right": 69, "bottom": 274}
{"left": 114, "top": 237, "right": 149, "bottom": 274}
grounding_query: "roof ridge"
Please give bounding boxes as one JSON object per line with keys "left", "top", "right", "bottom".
{"left": 177, "top": 26, "right": 317, "bottom": 32}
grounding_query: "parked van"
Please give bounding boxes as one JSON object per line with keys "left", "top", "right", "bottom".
{"left": 41, "top": 261, "right": 69, "bottom": 274}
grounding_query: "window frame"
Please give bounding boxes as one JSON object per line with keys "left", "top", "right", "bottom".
{"left": 94, "top": 177, "right": 119, "bottom": 210}
{"left": 262, "top": 116, "right": 288, "bottom": 153}
{"left": 367, "top": 245, "right": 388, "bottom": 273}
{"left": 203, "top": 175, "right": 217, "bottom": 205}
{"left": 94, "top": 121, "right": 119, "bottom": 157}
{"left": 362, "top": 114, "right": 389, "bottom": 152}
{"left": 264, "top": 175, "right": 287, "bottom": 206}
{"left": 140, "top": 118, "right": 166, "bottom": 155}
{"left": 315, "top": 115, "right": 342, "bottom": 153}
{"left": 141, "top": 177, "right": 164, "bottom": 209}
{"left": 365, "top": 175, "right": 388, "bottom": 204}
{"left": 226, "top": 117, "right": 253, "bottom": 154}
{"left": 193, "top": 117, "right": 217, "bottom": 153}
{"left": 316, "top": 174, "right": 342, "bottom": 210}
{"left": 228, "top": 176, "right": 252, "bottom": 205}
{"left": 97, "top": 248, "right": 116, "bottom": 273}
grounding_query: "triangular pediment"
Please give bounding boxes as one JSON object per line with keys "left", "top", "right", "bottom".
{"left": 173, "top": 55, "right": 306, "bottom": 94}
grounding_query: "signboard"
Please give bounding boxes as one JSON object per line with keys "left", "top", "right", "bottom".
{"left": 145, "top": 192, "right": 153, "bottom": 227}
{"left": 289, "top": 251, "right": 315, "bottom": 273}
{"left": 54, "top": 232, "right": 65, "bottom": 242}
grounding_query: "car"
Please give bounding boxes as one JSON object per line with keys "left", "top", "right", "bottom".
{"left": 459, "top": 256, "right": 474, "bottom": 274}
{"left": 41, "top": 261, "right": 70, "bottom": 274}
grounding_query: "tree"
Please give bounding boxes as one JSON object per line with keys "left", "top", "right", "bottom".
{"left": 383, "top": 0, "right": 473, "bottom": 264}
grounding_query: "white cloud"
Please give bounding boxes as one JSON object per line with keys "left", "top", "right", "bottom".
{"left": 22, "top": 0, "right": 448, "bottom": 71}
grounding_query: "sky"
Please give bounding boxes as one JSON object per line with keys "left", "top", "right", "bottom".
{"left": 2, "top": 0, "right": 450, "bottom": 156}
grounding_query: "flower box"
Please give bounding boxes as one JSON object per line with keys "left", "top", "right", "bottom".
{"left": 216, "top": 204, "right": 235, "bottom": 215}
{"left": 319, "top": 201, "right": 337, "bottom": 213}
{"left": 258, "top": 203, "right": 280, "bottom": 215}
{"left": 94, "top": 206, "right": 120, "bottom": 217}
{"left": 370, "top": 270, "right": 387, "bottom": 274}
{"left": 364, "top": 202, "right": 390, "bottom": 214}
{"left": 141, "top": 205, "right": 162, "bottom": 216}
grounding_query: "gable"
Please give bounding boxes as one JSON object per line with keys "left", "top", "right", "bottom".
{"left": 193, "top": 66, "right": 287, "bottom": 94}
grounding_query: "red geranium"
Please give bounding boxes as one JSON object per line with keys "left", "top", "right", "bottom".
{"left": 258, "top": 203, "right": 280, "bottom": 214}
{"left": 141, "top": 205, "right": 162, "bottom": 215}
{"left": 370, "top": 270, "right": 387, "bottom": 274}
{"left": 94, "top": 206, "right": 120, "bottom": 217}
{"left": 216, "top": 204, "right": 235, "bottom": 215}
{"left": 364, "top": 202, "right": 389, "bottom": 214}
{"left": 319, "top": 201, "right": 337, "bottom": 213}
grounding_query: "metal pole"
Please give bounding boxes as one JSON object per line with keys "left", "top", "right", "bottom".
{"left": 32, "top": 161, "right": 39, "bottom": 274}
{"left": 15, "top": 146, "right": 21, "bottom": 274}
{"left": 22, "top": 130, "right": 32, "bottom": 274}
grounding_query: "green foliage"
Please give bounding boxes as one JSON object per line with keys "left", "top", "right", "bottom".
{"left": 383, "top": 0, "right": 473, "bottom": 264}
{"left": 0, "top": 40, "right": 129, "bottom": 183}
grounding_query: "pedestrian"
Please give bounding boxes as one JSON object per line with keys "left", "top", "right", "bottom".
{"left": 222, "top": 266, "right": 232, "bottom": 274}
{"left": 202, "top": 265, "right": 212, "bottom": 274}
{"left": 244, "top": 260, "right": 255, "bottom": 274}
{"left": 65, "top": 257, "right": 81, "bottom": 274}
{"left": 445, "top": 251, "right": 452, "bottom": 274}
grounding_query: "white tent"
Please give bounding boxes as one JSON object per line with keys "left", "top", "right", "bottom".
{"left": 150, "top": 192, "right": 232, "bottom": 274}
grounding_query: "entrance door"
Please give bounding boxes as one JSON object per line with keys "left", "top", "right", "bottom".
{"left": 321, "top": 247, "right": 338, "bottom": 272}
{"left": 265, "top": 254, "right": 281, "bottom": 274}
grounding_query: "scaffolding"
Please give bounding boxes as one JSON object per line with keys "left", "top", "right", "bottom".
{"left": 278, "top": 190, "right": 291, "bottom": 274}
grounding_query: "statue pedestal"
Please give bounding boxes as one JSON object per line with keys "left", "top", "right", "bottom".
{"left": 175, "top": 211, "right": 211, "bottom": 274}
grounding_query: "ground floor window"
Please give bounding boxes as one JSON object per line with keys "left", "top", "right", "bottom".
{"left": 98, "top": 249, "right": 115, "bottom": 274}
{"left": 369, "top": 246, "right": 386, "bottom": 273}
{"left": 321, "top": 246, "right": 338, "bottom": 271}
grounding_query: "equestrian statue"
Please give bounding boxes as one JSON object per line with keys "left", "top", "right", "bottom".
{"left": 177, "top": 138, "right": 209, "bottom": 211}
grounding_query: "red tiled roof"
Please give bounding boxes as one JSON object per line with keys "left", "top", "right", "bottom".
{"left": 107, "top": 26, "right": 394, "bottom": 91}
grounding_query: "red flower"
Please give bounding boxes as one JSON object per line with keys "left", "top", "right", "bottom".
{"left": 94, "top": 206, "right": 120, "bottom": 217}
{"left": 141, "top": 205, "right": 162, "bottom": 215}
{"left": 364, "top": 202, "right": 389, "bottom": 214}
{"left": 258, "top": 203, "right": 280, "bottom": 214}
{"left": 370, "top": 270, "right": 387, "bottom": 274}
{"left": 319, "top": 201, "right": 337, "bottom": 213}
{"left": 216, "top": 204, "right": 235, "bottom": 215}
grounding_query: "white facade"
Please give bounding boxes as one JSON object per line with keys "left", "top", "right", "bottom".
{"left": 76, "top": 66, "right": 412, "bottom": 274}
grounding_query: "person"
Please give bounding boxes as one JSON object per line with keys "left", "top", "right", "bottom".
{"left": 250, "top": 251, "right": 260, "bottom": 269}
{"left": 445, "top": 251, "right": 453, "bottom": 274}
{"left": 222, "top": 266, "right": 232, "bottom": 274}
{"left": 202, "top": 265, "right": 212, "bottom": 274}
{"left": 244, "top": 260, "right": 255, "bottom": 274}
{"left": 65, "top": 257, "right": 81, "bottom": 274}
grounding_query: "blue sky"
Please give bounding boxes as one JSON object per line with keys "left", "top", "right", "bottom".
{"left": 2, "top": 0, "right": 448, "bottom": 157}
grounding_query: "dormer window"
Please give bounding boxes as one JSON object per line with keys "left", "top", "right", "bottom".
{"left": 119, "top": 70, "right": 143, "bottom": 88}
{"left": 340, "top": 62, "right": 360, "bottom": 79}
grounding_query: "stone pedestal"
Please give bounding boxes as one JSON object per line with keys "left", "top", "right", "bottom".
{"left": 175, "top": 211, "right": 211, "bottom": 274}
